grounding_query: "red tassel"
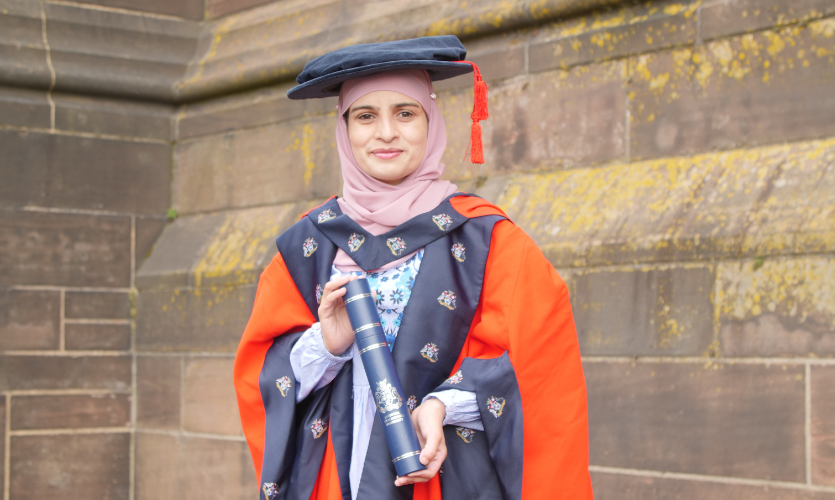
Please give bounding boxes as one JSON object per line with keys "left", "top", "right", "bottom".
{"left": 472, "top": 80, "right": 489, "bottom": 121}
{"left": 470, "top": 121, "right": 484, "bottom": 164}
{"left": 453, "top": 60, "right": 489, "bottom": 164}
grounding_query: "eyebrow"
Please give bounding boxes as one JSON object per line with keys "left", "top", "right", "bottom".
{"left": 350, "top": 102, "right": 421, "bottom": 114}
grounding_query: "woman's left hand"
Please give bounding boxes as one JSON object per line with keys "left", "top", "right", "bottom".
{"left": 395, "top": 398, "right": 447, "bottom": 487}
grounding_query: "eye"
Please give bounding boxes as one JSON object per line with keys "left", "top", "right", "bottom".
{"left": 398, "top": 110, "right": 415, "bottom": 118}
{"left": 356, "top": 113, "right": 374, "bottom": 121}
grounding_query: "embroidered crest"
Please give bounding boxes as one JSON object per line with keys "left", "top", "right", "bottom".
{"left": 317, "top": 209, "right": 336, "bottom": 223}
{"left": 262, "top": 483, "right": 279, "bottom": 499}
{"left": 407, "top": 395, "right": 418, "bottom": 413}
{"left": 451, "top": 243, "right": 466, "bottom": 262}
{"left": 432, "top": 213, "right": 454, "bottom": 231}
{"left": 386, "top": 237, "right": 407, "bottom": 256}
{"left": 456, "top": 427, "right": 475, "bottom": 443}
{"left": 302, "top": 237, "right": 318, "bottom": 257}
{"left": 310, "top": 419, "right": 328, "bottom": 439}
{"left": 315, "top": 284, "right": 323, "bottom": 304}
{"left": 276, "top": 376, "right": 292, "bottom": 397}
{"left": 374, "top": 379, "right": 403, "bottom": 413}
{"left": 437, "top": 290, "right": 457, "bottom": 310}
{"left": 446, "top": 370, "right": 463, "bottom": 385}
{"left": 487, "top": 396, "right": 506, "bottom": 418}
{"left": 348, "top": 233, "right": 365, "bottom": 252}
{"left": 420, "top": 343, "right": 439, "bottom": 362}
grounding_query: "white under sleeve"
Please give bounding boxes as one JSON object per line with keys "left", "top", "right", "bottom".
{"left": 422, "top": 389, "right": 484, "bottom": 431}
{"left": 289, "top": 322, "right": 353, "bottom": 402}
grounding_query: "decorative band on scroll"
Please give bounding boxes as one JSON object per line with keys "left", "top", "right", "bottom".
{"left": 342, "top": 278, "right": 426, "bottom": 477}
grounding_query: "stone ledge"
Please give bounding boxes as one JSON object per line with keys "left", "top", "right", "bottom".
{"left": 495, "top": 137, "right": 835, "bottom": 268}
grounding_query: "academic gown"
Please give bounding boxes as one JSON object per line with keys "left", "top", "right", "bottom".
{"left": 234, "top": 193, "right": 594, "bottom": 500}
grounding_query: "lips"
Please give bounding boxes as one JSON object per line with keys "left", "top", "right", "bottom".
{"left": 371, "top": 148, "right": 403, "bottom": 160}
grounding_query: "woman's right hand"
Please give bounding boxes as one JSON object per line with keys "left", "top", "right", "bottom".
{"left": 318, "top": 275, "right": 359, "bottom": 356}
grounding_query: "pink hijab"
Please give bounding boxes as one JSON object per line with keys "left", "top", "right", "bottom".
{"left": 333, "top": 69, "right": 457, "bottom": 272}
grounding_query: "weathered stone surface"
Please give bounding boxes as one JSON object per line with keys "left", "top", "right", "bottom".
{"left": 812, "top": 365, "right": 835, "bottom": 486}
{"left": 0, "top": 2, "right": 51, "bottom": 90}
{"left": 136, "top": 285, "right": 256, "bottom": 353}
{"left": 530, "top": 1, "right": 697, "bottom": 71}
{"left": 585, "top": 361, "right": 805, "bottom": 481}
{"left": 173, "top": 116, "right": 341, "bottom": 214}
{"left": 0, "top": 211, "right": 131, "bottom": 288}
{"left": 435, "top": 34, "right": 528, "bottom": 93}
{"left": 630, "top": 20, "right": 835, "bottom": 160}
{"left": 0, "top": 398, "right": 4, "bottom": 495}
{"left": 42, "top": 2, "right": 199, "bottom": 99}
{"left": 65, "top": 291, "right": 131, "bottom": 320}
{"left": 440, "top": 60, "right": 627, "bottom": 181}
{"left": 0, "top": 355, "right": 131, "bottom": 391}
{"left": 497, "top": 138, "right": 835, "bottom": 268}
{"left": 67, "top": 0, "right": 204, "bottom": 20}
{"left": 590, "top": 471, "right": 835, "bottom": 499}
{"left": 0, "top": 86, "right": 50, "bottom": 128}
{"left": 718, "top": 257, "right": 835, "bottom": 357}
{"left": 183, "top": 357, "right": 241, "bottom": 435}
{"left": 10, "top": 394, "right": 130, "bottom": 430}
{"left": 65, "top": 323, "right": 131, "bottom": 351}
{"left": 0, "top": 289, "right": 60, "bottom": 350}
{"left": 701, "top": 0, "right": 835, "bottom": 41}
{"left": 10, "top": 433, "right": 130, "bottom": 500}
{"left": 0, "top": 130, "right": 170, "bottom": 214}
{"left": 177, "top": 82, "right": 336, "bottom": 140}
{"left": 176, "top": 0, "right": 628, "bottom": 102}
{"left": 136, "top": 356, "right": 181, "bottom": 430}
{"left": 136, "top": 217, "right": 168, "bottom": 271}
{"left": 137, "top": 201, "right": 318, "bottom": 289}
{"left": 572, "top": 266, "right": 713, "bottom": 356}
{"left": 206, "top": 0, "right": 275, "bottom": 19}
{"left": 135, "top": 433, "right": 255, "bottom": 500}
{"left": 53, "top": 93, "right": 174, "bottom": 140}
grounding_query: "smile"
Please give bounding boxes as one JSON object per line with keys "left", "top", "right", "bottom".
{"left": 371, "top": 149, "right": 403, "bottom": 160}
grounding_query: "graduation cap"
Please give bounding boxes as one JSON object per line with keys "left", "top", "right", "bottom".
{"left": 287, "top": 35, "right": 489, "bottom": 164}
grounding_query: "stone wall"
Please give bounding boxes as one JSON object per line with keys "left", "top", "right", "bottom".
{"left": 1, "top": 0, "right": 834, "bottom": 498}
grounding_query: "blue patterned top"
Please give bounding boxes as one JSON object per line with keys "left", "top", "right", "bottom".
{"left": 344, "top": 249, "right": 423, "bottom": 349}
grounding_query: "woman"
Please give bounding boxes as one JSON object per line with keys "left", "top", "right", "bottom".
{"left": 234, "top": 35, "right": 593, "bottom": 500}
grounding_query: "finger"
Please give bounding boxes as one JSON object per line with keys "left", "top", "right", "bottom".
{"left": 419, "top": 428, "right": 442, "bottom": 465}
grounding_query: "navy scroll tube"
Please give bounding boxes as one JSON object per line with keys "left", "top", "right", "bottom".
{"left": 342, "top": 278, "right": 426, "bottom": 477}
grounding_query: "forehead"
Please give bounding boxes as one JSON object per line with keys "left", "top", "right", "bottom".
{"left": 350, "top": 90, "right": 422, "bottom": 110}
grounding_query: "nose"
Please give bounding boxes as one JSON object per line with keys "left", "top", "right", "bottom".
{"left": 375, "top": 115, "right": 397, "bottom": 142}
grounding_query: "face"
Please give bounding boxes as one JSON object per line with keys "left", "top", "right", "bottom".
{"left": 346, "top": 90, "right": 428, "bottom": 186}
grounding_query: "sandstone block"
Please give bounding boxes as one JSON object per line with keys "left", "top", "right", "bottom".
{"left": 0, "top": 289, "right": 60, "bottom": 350}
{"left": 135, "top": 433, "right": 255, "bottom": 500}
{"left": 530, "top": 2, "right": 697, "bottom": 71}
{"left": 591, "top": 470, "right": 835, "bottom": 499}
{"left": 0, "top": 355, "right": 131, "bottom": 391}
{"left": 65, "top": 323, "right": 131, "bottom": 351}
{"left": 497, "top": 138, "right": 835, "bottom": 268}
{"left": 572, "top": 266, "right": 713, "bottom": 356}
{"left": 440, "top": 60, "right": 627, "bottom": 181}
{"left": 0, "top": 86, "right": 50, "bottom": 128}
{"left": 136, "top": 216, "right": 168, "bottom": 271}
{"left": 701, "top": 0, "right": 835, "bottom": 41}
{"left": 173, "top": 116, "right": 340, "bottom": 214}
{"left": 630, "top": 20, "right": 835, "bottom": 160}
{"left": 65, "top": 291, "right": 131, "bottom": 320}
{"left": 135, "top": 285, "right": 256, "bottom": 353}
{"left": 53, "top": 93, "right": 174, "bottom": 140}
{"left": 717, "top": 257, "right": 835, "bottom": 357}
{"left": 812, "top": 366, "right": 835, "bottom": 486}
{"left": 136, "top": 356, "right": 181, "bottom": 430}
{"left": 0, "top": 210, "right": 131, "bottom": 287}
{"left": 10, "top": 394, "right": 130, "bottom": 430}
{"left": 183, "top": 357, "right": 241, "bottom": 435}
{"left": 0, "top": 130, "right": 170, "bottom": 214}
{"left": 10, "top": 433, "right": 130, "bottom": 500}
{"left": 586, "top": 361, "right": 805, "bottom": 481}
{"left": 206, "top": 0, "right": 274, "bottom": 19}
